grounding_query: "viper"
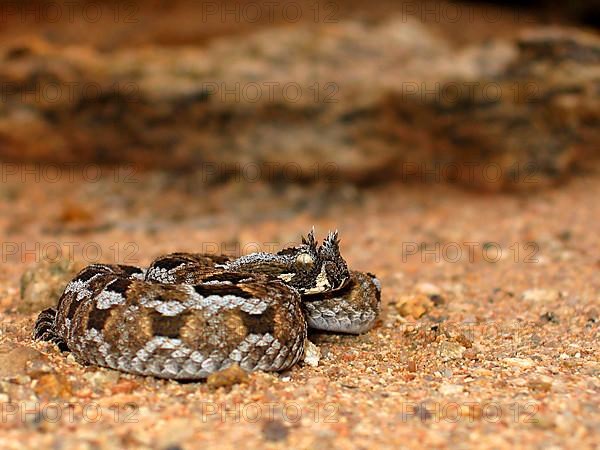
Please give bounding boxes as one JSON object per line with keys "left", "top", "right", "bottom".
{"left": 33, "top": 230, "right": 381, "bottom": 379}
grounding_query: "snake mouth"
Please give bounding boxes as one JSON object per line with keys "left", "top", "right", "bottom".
{"left": 335, "top": 276, "right": 350, "bottom": 291}
{"left": 301, "top": 275, "right": 350, "bottom": 298}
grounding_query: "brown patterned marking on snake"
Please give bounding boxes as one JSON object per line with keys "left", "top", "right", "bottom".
{"left": 150, "top": 310, "right": 191, "bottom": 339}
{"left": 65, "top": 295, "right": 82, "bottom": 320}
{"left": 240, "top": 306, "right": 276, "bottom": 335}
{"left": 103, "top": 303, "right": 154, "bottom": 357}
{"left": 193, "top": 283, "right": 254, "bottom": 298}
{"left": 73, "top": 268, "right": 100, "bottom": 283}
{"left": 106, "top": 277, "right": 133, "bottom": 295}
{"left": 87, "top": 307, "right": 113, "bottom": 331}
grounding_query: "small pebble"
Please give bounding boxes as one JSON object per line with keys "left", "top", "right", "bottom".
{"left": 303, "top": 340, "right": 321, "bottom": 367}
{"left": 439, "top": 383, "right": 464, "bottom": 395}
{"left": 463, "top": 349, "right": 478, "bottom": 360}
{"left": 528, "top": 378, "right": 553, "bottom": 392}
{"left": 83, "top": 370, "right": 121, "bottom": 390}
{"left": 0, "top": 344, "right": 48, "bottom": 379}
{"left": 540, "top": 312, "right": 559, "bottom": 323}
{"left": 441, "top": 368, "right": 453, "bottom": 378}
{"left": 33, "top": 373, "right": 72, "bottom": 399}
{"left": 407, "top": 360, "right": 417, "bottom": 372}
{"left": 262, "top": 419, "right": 289, "bottom": 442}
{"left": 206, "top": 364, "right": 249, "bottom": 389}
{"left": 438, "top": 341, "right": 466, "bottom": 361}
{"left": 110, "top": 379, "right": 139, "bottom": 395}
{"left": 416, "top": 282, "right": 442, "bottom": 297}
{"left": 504, "top": 357, "right": 535, "bottom": 369}
{"left": 454, "top": 334, "right": 473, "bottom": 348}
{"left": 395, "top": 294, "right": 433, "bottom": 319}
{"left": 19, "top": 259, "right": 84, "bottom": 313}
{"left": 522, "top": 289, "right": 561, "bottom": 303}
{"left": 25, "top": 359, "right": 53, "bottom": 378}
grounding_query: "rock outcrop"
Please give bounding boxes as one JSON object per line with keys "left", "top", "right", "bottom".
{"left": 0, "top": 19, "right": 598, "bottom": 189}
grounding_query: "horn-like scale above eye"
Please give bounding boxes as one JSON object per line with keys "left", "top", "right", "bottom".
{"left": 295, "top": 252, "right": 314, "bottom": 267}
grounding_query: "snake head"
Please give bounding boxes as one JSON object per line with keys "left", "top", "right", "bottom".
{"left": 276, "top": 229, "right": 350, "bottom": 295}
{"left": 298, "top": 229, "right": 350, "bottom": 295}
{"left": 315, "top": 230, "right": 350, "bottom": 293}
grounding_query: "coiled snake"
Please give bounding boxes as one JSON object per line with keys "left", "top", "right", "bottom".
{"left": 33, "top": 230, "right": 381, "bottom": 379}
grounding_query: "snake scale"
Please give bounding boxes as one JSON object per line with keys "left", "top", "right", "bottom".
{"left": 33, "top": 230, "right": 381, "bottom": 379}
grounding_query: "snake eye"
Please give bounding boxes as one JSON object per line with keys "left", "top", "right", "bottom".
{"left": 295, "top": 253, "right": 314, "bottom": 268}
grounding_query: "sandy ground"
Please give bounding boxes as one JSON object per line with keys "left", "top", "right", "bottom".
{"left": 0, "top": 167, "right": 598, "bottom": 449}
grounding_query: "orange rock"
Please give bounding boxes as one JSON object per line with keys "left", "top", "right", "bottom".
{"left": 33, "top": 373, "right": 72, "bottom": 399}
{"left": 111, "top": 380, "right": 139, "bottom": 395}
{"left": 395, "top": 294, "right": 433, "bottom": 319}
{"left": 206, "top": 364, "right": 249, "bottom": 389}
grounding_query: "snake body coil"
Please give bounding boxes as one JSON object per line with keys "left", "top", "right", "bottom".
{"left": 33, "top": 230, "right": 380, "bottom": 379}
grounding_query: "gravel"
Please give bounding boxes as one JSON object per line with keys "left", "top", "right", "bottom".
{"left": 0, "top": 171, "right": 598, "bottom": 449}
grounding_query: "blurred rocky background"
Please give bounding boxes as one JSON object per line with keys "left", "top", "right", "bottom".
{"left": 0, "top": 0, "right": 598, "bottom": 190}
